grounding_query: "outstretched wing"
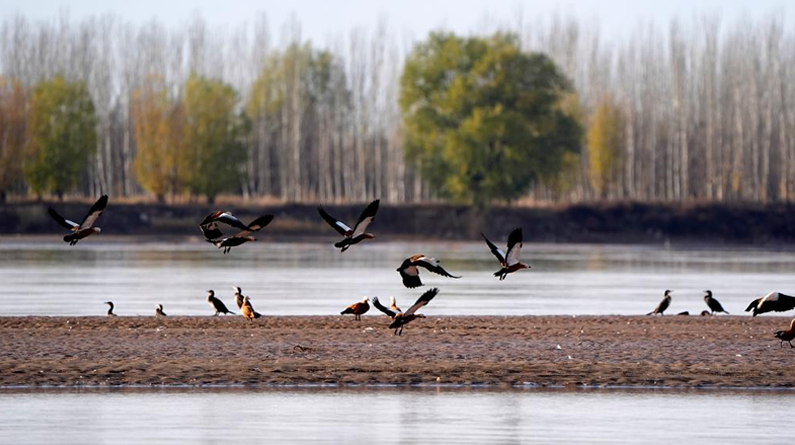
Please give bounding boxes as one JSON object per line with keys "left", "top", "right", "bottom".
{"left": 48, "top": 207, "right": 79, "bottom": 231}
{"left": 744, "top": 298, "right": 761, "bottom": 312}
{"left": 405, "top": 287, "right": 439, "bottom": 316}
{"left": 773, "top": 293, "right": 795, "bottom": 312}
{"left": 416, "top": 257, "right": 461, "bottom": 279}
{"left": 318, "top": 207, "right": 352, "bottom": 236}
{"left": 351, "top": 199, "right": 380, "bottom": 237}
{"left": 505, "top": 228, "right": 523, "bottom": 266}
{"left": 370, "top": 297, "right": 397, "bottom": 318}
{"left": 199, "top": 211, "right": 248, "bottom": 239}
{"left": 237, "top": 214, "right": 274, "bottom": 235}
{"left": 397, "top": 261, "right": 423, "bottom": 289}
{"left": 481, "top": 233, "right": 506, "bottom": 264}
{"left": 79, "top": 195, "right": 108, "bottom": 229}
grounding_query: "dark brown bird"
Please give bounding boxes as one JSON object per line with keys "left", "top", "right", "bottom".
{"left": 207, "top": 290, "right": 234, "bottom": 315}
{"left": 745, "top": 291, "right": 795, "bottom": 317}
{"left": 233, "top": 286, "right": 245, "bottom": 310}
{"left": 241, "top": 296, "right": 262, "bottom": 321}
{"left": 647, "top": 290, "right": 672, "bottom": 315}
{"left": 105, "top": 301, "right": 116, "bottom": 317}
{"left": 48, "top": 195, "right": 108, "bottom": 245}
{"left": 372, "top": 288, "right": 439, "bottom": 336}
{"left": 318, "top": 200, "right": 379, "bottom": 252}
{"left": 774, "top": 319, "right": 795, "bottom": 348}
{"left": 703, "top": 290, "right": 728, "bottom": 314}
{"left": 155, "top": 304, "right": 167, "bottom": 317}
{"left": 397, "top": 254, "right": 461, "bottom": 288}
{"left": 199, "top": 211, "right": 274, "bottom": 254}
{"left": 340, "top": 297, "right": 370, "bottom": 320}
{"left": 482, "top": 228, "right": 529, "bottom": 280}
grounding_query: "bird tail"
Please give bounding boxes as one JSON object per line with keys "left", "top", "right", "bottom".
{"left": 646, "top": 311, "right": 654, "bottom": 316}
{"left": 253, "top": 311, "right": 262, "bottom": 319}
{"left": 340, "top": 308, "right": 352, "bottom": 315}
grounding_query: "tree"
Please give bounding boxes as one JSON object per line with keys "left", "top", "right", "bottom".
{"left": 587, "top": 95, "right": 624, "bottom": 198}
{"left": 180, "top": 74, "right": 247, "bottom": 204}
{"left": 24, "top": 75, "right": 97, "bottom": 199}
{"left": 399, "top": 32, "right": 582, "bottom": 208}
{"left": 0, "top": 77, "right": 27, "bottom": 202}
{"left": 131, "top": 77, "right": 185, "bottom": 202}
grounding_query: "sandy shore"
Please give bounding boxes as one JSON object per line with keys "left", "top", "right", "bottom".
{"left": 1, "top": 315, "right": 793, "bottom": 388}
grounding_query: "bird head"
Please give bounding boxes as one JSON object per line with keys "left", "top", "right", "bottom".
{"left": 520, "top": 263, "right": 531, "bottom": 270}
{"left": 361, "top": 296, "right": 369, "bottom": 303}
{"left": 233, "top": 286, "right": 242, "bottom": 294}
{"left": 703, "top": 290, "right": 712, "bottom": 298}
{"left": 664, "top": 290, "right": 673, "bottom": 297}
{"left": 94, "top": 227, "right": 102, "bottom": 233}
{"left": 105, "top": 301, "right": 113, "bottom": 306}
{"left": 157, "top": 304, "right": 163, "bottom": 310}
{"left": 365, "top": 233, "right": 376, "bottom": 240}
{"left": 207, "top": 290, "right": 214, "bottom": 296}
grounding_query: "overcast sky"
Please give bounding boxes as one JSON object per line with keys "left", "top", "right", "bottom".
{"left": 1, "top": 0, "right": 791, "bottom": 43}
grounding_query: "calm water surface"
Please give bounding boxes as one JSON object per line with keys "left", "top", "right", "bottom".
{"left": 0, "top": 388, "right": 790, "bottom": 444}
{"left": 1, "top": 240, "right": 794, "bottom": 316}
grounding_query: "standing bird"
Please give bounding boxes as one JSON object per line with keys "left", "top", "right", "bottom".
{"left": 207, "top": 290, "right": 234, "bottom": 316}
{"left": 372, "top": 288, "right": 439, "bottom": 336}
{"left": 199, "top": 211, "right": 274, "bottom": 254}
{"left": 745, "top": 291, "right": 795, "bottom": 317}
{"left": 703, "top": 290, "right": 729, "bottom": 314}
{"left": 155, "top": 304, "right": 167, "bottom": 317}
{"left": 104, "top": 301, "right": 117, "bottom": 317}
{"left": 396, "top": 254, "right": 461, "bottom": 288}
{"left": 233, "top": 287, "right": 245, "bottom": 310}
{"left": 774, "top": 319, "right": 795, "bottom": 348}
{"left": 482, "top": 228, "right": 530, "bottom": 280}
{"left": 647, "top": 290, "right": 673, "bottom": 316}
{"left": 241, "top": 296, "right": 262, "bottom": 321}
{"left": 340, "top": 297, "right": 370, "bottom": 321}
{"left": 318, "top": 200, "right": 379, "bottom": 252}
{"left": 48, "top": 195, "right": 109, "bottom": 245}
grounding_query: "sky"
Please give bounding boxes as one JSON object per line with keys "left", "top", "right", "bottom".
{"left": 0, "top": 0, "right": 791, "bottom": 44}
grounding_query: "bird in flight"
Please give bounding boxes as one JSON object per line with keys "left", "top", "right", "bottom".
{"left": 48, "top": 195, "right": 109, "bottom": 245}
{"left": 745, "top": 291, "right": 795, "bottom": 317}
{"left": 318, "top": 200, "right": 379, "bottom": 252}
{"left": 371, "top": 288, "right": 439, "bottom": 336}
{"left": 482, "top": 228, "right": 529, "bottom": 280}
{"left": 199, "top": 211, "right": 274, "bottom": 254}
{"left": 396, "top": 254, "right": 460, "bottom": 288}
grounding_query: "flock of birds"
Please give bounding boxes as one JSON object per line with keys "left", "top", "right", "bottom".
{"left": 47, "top": 195, "right": 795, "bottom": 342}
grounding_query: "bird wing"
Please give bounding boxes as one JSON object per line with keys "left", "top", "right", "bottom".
{"left": 351, "top": 199, "right": 380, "bottom": 238}
{"left": 371, "top": 297, "right": 397, "bottom": 317}
{"left": 481, "top": 233, "right": 506, "bottom": 264}
{"left": 199, "top": 211, "right": 248, "bottom": 239}
{"left": 773, "top": 293, "right": 795, "bottom": 312}
{"left": 744, "top": 298, "right": 762, "bottom": 312}
{"left": 416, "top": 257, "right": 461, "bottom": 278}
{"left": 398, "top": 264, "right": 423, "bottom": 288}
{"left": 505, "top": 228, "right": 523, "bottom": 266}
{"left": 79, "top": 195, "right": 108, "bottom": 229}
{"left": 214, "top": 212, "right": 249, "bottom": 231}
{"left": 405, "top": 288, "right": 439, "bottom": 316}
{"left": 48, "top": 207, "right": 79, "bottom": 230}
{"left": 318, "top": 206, "right": 352, "bottom": 236}
{"left": 234, "top": 214, "right": 274, "bottom": 236}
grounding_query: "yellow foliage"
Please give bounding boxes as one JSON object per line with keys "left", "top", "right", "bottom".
{"left": 587, "top": 95, "right": 624, "bottom": 197}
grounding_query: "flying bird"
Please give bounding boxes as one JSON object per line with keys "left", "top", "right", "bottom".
{"left": 105, "top": 301, "right": 116, "bottom": 317}
{"left": 389, "top": 296, "right": 401, "bottom": 313}
{"left": 155, "top": 304, "right": 167, "bottom": 317}
{"left": 318, "top": 200, "right": 379, "bottom": 252}
{"left": 774, "top": 319, "right": 795, "bottom": 348}
{"left": 482, "top": 228, "right": 529, "bottom": 280}
{"left": 241, "top": 296, "right": 262, "bottom": 321}
{"left": 647, "top": 290, "right": 673, "bottom": 316}
{"left": 207, "top": 290, "right": 234, "bottom": 316}
{"left": 48, "top": 195, "right": 109, "bottom": 245}
{"left": 233, "top": 286, "right": 245, "bottom": 310}
{"left": 745, "top": 291, "right": 795, "bottom": 317}
{"left": 703, "top": 290, "right": 729, "bottom": 315}
{"left": 340, "top": 297, "right": 370, "bottom": 321}
{"left": 396, "top": 254, "right": 461, "bottom": 288}
{"left": 371, "top": 297, "right": 399, "bottom": 320}
{"left": 199, "top": 211, "right": 274, "bottom": 254}
{"left": 372, "top": 288, "right": 439, "bottom": 336}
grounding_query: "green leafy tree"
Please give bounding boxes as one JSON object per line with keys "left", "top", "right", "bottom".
{"left": 25, "top": 76, "right": 97, "bottom": 199}
{"left": 399, "top": 32, "right": 582, "bottom": 208}
{"left": 587, "top": 95, "right": 624, "bottom": 198}
{"left": 0, "top": 77, "right": 28, "bottom": 202}
{"left": 181, "top": 74, "right": 247, "bottom": 204}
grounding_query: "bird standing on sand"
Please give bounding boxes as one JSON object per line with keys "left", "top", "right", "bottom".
{"left": 48, "top": 195, "right": 109, "bottom": 245}
{"left": 105, "top": 301, "right": 116, "bottom": 317}
{"left": 233, "top": 287, "right": 244, "bottom": 310}
{"left": 155, "top": 304, "right": 167, "bottom": 317}
{"left": 371, "top": 288, "right": 439, "bottom": 336}
{"left": 745, "top": 291, "right": 795, "bottom": 316}
{"left": 703, "top": 290, "right": 729, "bottom": 315}
{"left": 199, "top": 211, "right": 274, "bottom": 254}
{"left": 774, "top": 319, "right": 795, "bottom": 348}
{"left": 647, "top": 290, "right": 673, "bottom": 315}
{"left": 482, "top": 228, "right": 529, "bottom": 280}
{"left": 318, "top": 200, "right": 380, "bottom": 252}
{"left": 340, "top": 297, "right": 370, "bottom": 321}
{"left": 207, "top": 290, "right": 234, "bottom": 316}
{"left": 396, "top": 254, "right": 461, "bottom": 288}
{"left": 241, "top": 296, "right": 262, "bottom": 321}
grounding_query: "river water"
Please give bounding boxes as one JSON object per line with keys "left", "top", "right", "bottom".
{"left": 0, "top": 239, "right": 793, "bottom": 316}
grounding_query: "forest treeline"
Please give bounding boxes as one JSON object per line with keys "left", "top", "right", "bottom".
{"left": 0, "top": 13, "right": 794, "bottom": 204}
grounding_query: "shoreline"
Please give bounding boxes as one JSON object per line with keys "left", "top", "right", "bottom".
{"left": 2, "top": 315, "right": 793, "bottom": 389}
